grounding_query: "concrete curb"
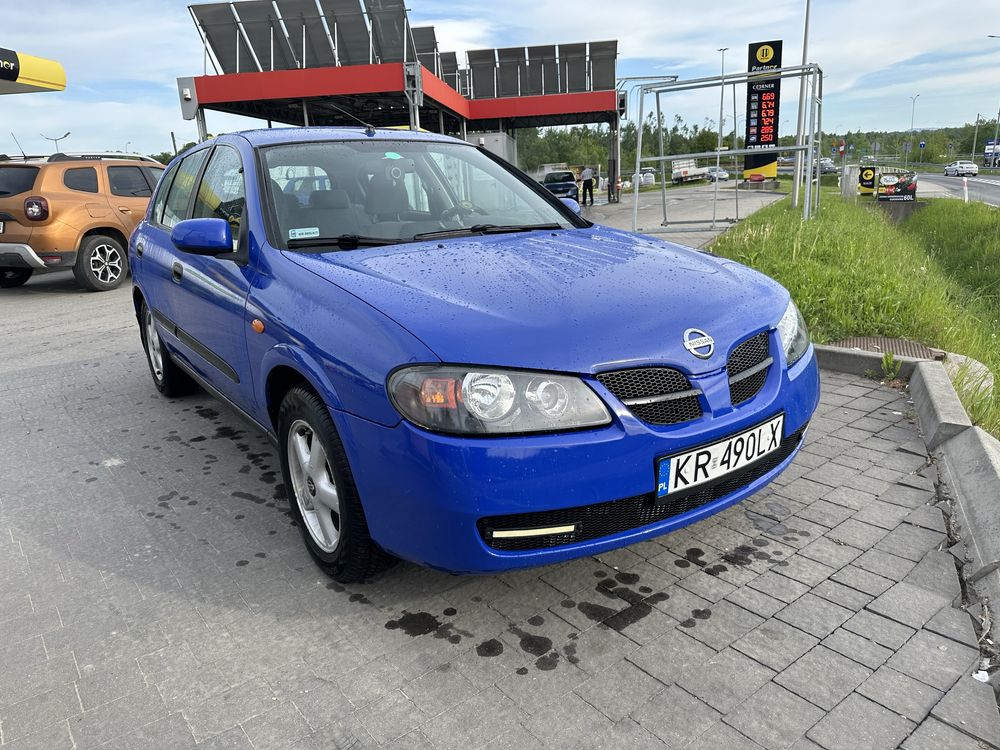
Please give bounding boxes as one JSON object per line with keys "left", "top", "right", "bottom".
{"left": 819, "top": 345, "right": 1000, "bottom": 617}
{"left": 813, "top": 343, "right": 921, "bottom": 380}
{"left": 910, "top": 361, "right": 974, "bottom": 451}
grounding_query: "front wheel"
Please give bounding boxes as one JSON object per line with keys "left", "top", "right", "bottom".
{"left": 278, "top": 386, "right": 395, "bottom": 582}
{"left": 0, "top": 268, "right": 32, "bottom": 288}
{"left": 74, "top": 235, "right": 127, "bottom": 291}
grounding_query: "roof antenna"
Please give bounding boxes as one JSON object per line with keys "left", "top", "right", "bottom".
{"left": 10, "top": 133, "right": 27, "bottom": 160}
{"left": 322, "top": 102, "right": 377, "bottom": 137}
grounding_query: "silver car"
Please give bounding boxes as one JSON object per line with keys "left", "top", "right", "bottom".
{"left": 944, "top": 160, "right": 978, "bottom": 177}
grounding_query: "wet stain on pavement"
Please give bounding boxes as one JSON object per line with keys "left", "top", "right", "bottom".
{"left": 476, "top": 638, "right": 504, "bottom": 657}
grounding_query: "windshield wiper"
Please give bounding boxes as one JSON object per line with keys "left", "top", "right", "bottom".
{"left": 412, "top": 223, "right": 564, "bottom": 241}
{"left": 286, "top": 234, "right": 399, "bottom": 250}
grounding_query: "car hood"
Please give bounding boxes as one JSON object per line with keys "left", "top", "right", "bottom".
{"left": 282, "top": 225, "right": 789, "bottom": 375}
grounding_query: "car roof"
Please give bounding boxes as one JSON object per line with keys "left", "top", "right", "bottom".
{"left": 232, "top": 126, "right": 462, "bottom": 148}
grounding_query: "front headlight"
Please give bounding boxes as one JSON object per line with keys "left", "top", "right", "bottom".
{"left": 388, "top": 366, "right": 612, "bottom": 435}
{"left": 777, "top": 299, "right": 810, "bottom": 367}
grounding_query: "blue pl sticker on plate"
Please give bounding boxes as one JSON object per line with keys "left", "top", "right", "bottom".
{"left": 657, "top": 458, "right": 671, "bottom": 498}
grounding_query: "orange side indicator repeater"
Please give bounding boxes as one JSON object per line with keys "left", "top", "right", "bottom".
{"left": 251, "top": 319, "right": 265, "bottom": 334}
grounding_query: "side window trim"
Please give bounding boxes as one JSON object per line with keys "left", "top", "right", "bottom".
{"left": 155, "top": 146, "right": 212, "bottom": 230}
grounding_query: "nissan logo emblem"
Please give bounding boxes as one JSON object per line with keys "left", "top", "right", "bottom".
{"left": 683, "top": 328, "right": 715, "bottom": 359}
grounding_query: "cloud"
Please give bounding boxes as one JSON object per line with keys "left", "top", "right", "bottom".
{"left": 0, "top": 0, "right": 997, "bottom": 154}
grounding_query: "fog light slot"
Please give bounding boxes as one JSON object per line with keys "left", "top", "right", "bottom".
{"left": 490, "top": 523, "right": 578, "bottom": 540}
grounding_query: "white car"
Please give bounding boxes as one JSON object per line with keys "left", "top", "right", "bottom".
{"left": 944, "top": 160, "right": 978, "bottom": 177}
{"left": 707, "top": 166, "right": 730, "bottom": 181}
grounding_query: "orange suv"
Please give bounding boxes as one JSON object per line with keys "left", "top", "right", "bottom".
{"left": 0, "top": 153, "right": 164, "bottom": 291}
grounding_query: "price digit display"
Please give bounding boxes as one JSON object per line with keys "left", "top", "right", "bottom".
{"left": 744, "top": 40, "right": 783, "bottom": 178}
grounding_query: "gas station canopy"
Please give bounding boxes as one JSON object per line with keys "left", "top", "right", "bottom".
{"left": 0, "top": 48, "right": 66, "bottom": 95}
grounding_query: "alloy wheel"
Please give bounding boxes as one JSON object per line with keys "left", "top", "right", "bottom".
{"left": 287, "top": 419, "right": 341, "bottom": 552}
{"left": 144, "top": 309, "right": 164, "bottom": 382}
{"left": 90, "top": 243, "right": 123, "bottom": 285}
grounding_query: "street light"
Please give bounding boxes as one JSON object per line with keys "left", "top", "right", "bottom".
{"left": 125, "top": 141, "right": 132, "bottom": 153}
{"left": 40, "top": 131, "right": 70, "bottom": 153}
{"left": 905, "top": 95, "right": 919, "bottom": 169}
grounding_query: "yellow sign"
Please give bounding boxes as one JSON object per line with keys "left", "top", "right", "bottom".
{"left": 755, "top": 45, "right": 776, "bottom": 64}
{"left": 0, "top": 48, "right": 66, "bottom": 95}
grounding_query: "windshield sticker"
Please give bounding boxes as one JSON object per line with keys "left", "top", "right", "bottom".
{"left": 288, "top": 227, "right": 320, "bottom": 240}
{"left": 383, "top": 152, "right": 403, "bottom": 160}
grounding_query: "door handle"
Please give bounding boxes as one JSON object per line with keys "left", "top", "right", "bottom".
{"left": 171, "top": 262, "right": 183, "bottom": 283}
{"left": 135, "top": 242, "right": 143, "bottom": 257}
{"left": 118, "top": 207, "right": 132, "bottom": 214}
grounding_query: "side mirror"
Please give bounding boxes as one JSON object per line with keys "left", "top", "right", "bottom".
{"left": 560, "top": 197, "right": 582, "bottom": 215}
{"left": 171, "top": 218, "right": 234, "bottom": 255}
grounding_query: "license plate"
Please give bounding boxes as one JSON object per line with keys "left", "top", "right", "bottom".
{"left": 656, "top": 414, "right": 784, "bottom": 498}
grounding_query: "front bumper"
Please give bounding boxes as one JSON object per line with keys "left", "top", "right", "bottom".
{"left": 336, "top": 343, "right": 820, "bottom": 574}
{"left": 0, "top": 243, "right": 76, "bottom": 270}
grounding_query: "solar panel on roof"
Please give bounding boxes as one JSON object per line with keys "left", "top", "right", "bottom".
{"left": 192, "top": 2, "right": 257, "bottom": 74}
{"left": 439, "top": 51, "right": 459, "bottom": 89}
{"left": 319, "top": 0, "right": 371, "bottom": 66}
{"left": 231, "top": 0, "right": 297, "bottom": 71}
{"left": 526, "top": 45, "right": 556, "bottom": 95}
{"left": 589, "top": 40, "right": 618, "bottom": 91}
{"left": 467, "top": 49, "right": 497, "bottom": 99}
{"left": 496, "top": 47, "right": 524, "bottom": 98}
{"left": 362, "top": 0, "right": 415, "bottom": 64}
{"left": 275, "top": 0, "right": 337, "bottom": 68}
{"left": 411, "top": 27, "right": 438, "bottom": 75}
{"left": 559, "top": 42, "right": 587, "bottom": 93}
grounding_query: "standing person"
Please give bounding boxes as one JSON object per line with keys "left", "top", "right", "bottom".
{"left": 580, "top": 165, "right": 594, "bottom": 206}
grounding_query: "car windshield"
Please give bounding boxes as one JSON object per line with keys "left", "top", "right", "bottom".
{"left": 543, "top": 171, "right": 575, "bottom": 183}
{"left": 262, "top": 139, "right": 577, "bottom": 248}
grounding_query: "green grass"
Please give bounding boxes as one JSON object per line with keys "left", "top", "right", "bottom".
{"left": 710, "top": 194, "right": 1000, "bottom": 435}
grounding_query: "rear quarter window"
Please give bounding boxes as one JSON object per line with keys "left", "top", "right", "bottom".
{"left": 64, "top": 167, "right": 99, "bottom": 193}
{"left": 0, "top": 167, "right": 40, "bottom": 197}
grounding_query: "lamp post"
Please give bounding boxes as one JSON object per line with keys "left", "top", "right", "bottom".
{"left": 989, "top": 37, "right": 1000, "bottom": 168}
{"left": 40, "top": 131, "right": 70, "bottom": 153}
{"left": 712, "top": 47, "right": 728, "bottom": 229}
{"left": 904, "top": 95, "right": 919, "bottom": 169}
{"left": 125, "top": 141, "right": 132, "bottom": 154}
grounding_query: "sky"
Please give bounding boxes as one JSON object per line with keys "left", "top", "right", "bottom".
{"left": 1, "top": 0, "right": 999, "bottom": 157}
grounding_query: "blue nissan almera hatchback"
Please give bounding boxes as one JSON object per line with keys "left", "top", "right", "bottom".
{"left": 130, "top": 127, "right": 820, "bottom": 582}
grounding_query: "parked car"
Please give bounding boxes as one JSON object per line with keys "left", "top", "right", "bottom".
{"left": 131, "top": 127, "right": 819, "bottom": 582}
{"left": 818, "top": 158, "right": 838, "bottom": 174}
{"left": 776, "top": 155, "right": 795, "bottom": 165}
{"left": 0, "top": 153, "right": 164, "bottom": 289}
{"left": 944, "top": 160, "right": 978, "bottom": 177}
{"left": 706, "top": 166, "right": 730, "bottom": 182}
{"left": 540, "top": 170, "right": 579, "bottom": 201}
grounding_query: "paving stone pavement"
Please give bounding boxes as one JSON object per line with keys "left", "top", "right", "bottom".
{"left": 1, "top": 278, "right": 999, "bottom": 749}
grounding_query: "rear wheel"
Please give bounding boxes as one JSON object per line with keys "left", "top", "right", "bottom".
{"left": 74, "top": 235, "right": 127, "bottom": 291}
{"left": 0, "top": 268, "right": 32, "bottom": 288}
{"left": 278, "top": 386, "right": 395, "bottom": 583}
{"left": 139, "top": 300, "right": 197, "bottom": 397}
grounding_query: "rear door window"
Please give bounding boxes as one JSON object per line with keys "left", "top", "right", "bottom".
{"left": 63, "top": 167, "right": 99, "bottom": 193}
{"left": 161, "top": 149, "right": 209, "bottom": 228}
{"left": 0, "top": 167, "right": 39, "bottom": 197}
{"left": 108, "top": 166, "right": 152, "bottom": 197}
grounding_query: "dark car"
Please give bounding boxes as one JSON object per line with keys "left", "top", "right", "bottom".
{"left": 540, "top": 170, "right": 579, "bottom": 202}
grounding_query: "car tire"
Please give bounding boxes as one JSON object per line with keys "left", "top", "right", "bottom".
{"left": 139, "top": 299, "right": 198, "bottom": 398}
{"left": 0, "top": 268, "right": 32, "bottom": 288}
{"left": 73, "top": 235, "right": 128, "bottom": 291}
{"left": 278, "top": 386, "right": 395, "bottom": 583}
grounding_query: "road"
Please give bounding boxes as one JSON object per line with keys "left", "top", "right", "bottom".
{"left": 918, "top": 173, "right": 1000, "bottom": 207}
{"left": 0, "top": 272, "right": 995, "bottom": 748}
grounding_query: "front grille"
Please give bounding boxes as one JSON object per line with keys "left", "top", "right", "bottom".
{"left": 597, "top": 367, "right": 703, "bottom": 426}
{"left": 728, "top": 331, "right": 772, "bottom": 406}
{"left": 479, "top": 425, "right": 806, "bottom": 551}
